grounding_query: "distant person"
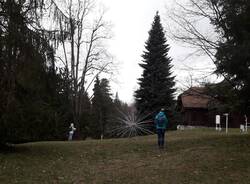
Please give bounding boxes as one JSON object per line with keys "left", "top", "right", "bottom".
{"left": 154, "top": 108, "right": 168, "bottom": 149}
{"left": 68, "top": 123, "right": 76, "bottom": 141}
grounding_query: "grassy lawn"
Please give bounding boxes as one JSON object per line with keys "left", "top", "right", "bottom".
{"left": 1, "top": 128, "right": 250, "bottom": 184}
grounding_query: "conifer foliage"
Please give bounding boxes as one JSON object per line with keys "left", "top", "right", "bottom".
{"left": 135, "top": 12, "right": 176, "bottom": 115}
{"left": 0, "top": 0, "right": 71, "bottom": 143}
{"left": 91, "top": 77, "right": 113, "bottom": 139}
{"left": 213, "top": 0, "right": 250, "bottom": 113}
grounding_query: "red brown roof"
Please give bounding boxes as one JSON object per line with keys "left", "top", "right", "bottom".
{"left": 181, "top": 87, "right": 211, "bottom": 109}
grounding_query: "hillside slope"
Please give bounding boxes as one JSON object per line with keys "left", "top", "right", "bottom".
{"left": 1, "top": 129, "right": 250, "bottom": 184}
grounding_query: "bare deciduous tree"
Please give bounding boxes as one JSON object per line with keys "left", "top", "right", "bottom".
{"left": 165, "top": 0, "right": 235, "bottom": 88}
{"left": 166, "top": 0, "right": 220, "bottom": 62}
{"left": 43, "top": 0, "right": 113, "bottom": 129}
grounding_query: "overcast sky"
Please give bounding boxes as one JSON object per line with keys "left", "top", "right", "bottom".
{"left": 99, "top": 0, "right": 217, "bottom": 103}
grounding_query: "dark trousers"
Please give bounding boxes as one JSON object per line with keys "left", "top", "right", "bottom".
{"left": 157, "top": 129, "right": 166, "bottom": 148}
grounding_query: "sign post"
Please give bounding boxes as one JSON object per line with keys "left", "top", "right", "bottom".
{"left": 223, "top": 113, "right": 229, "bottom": 134}
{"left": 245, "top": 115, "right": 248, "bottom": 132}
{"left": 215, "top": 115, "right": 221, "bottom": 131}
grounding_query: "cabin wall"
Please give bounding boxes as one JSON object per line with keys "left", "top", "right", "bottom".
{"left": 182, "top": 108, "right": 208, "bottom": 126}
{"left": 181, "top": 108, "right": 245, "bottom": 128}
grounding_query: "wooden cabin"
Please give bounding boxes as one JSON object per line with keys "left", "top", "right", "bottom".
{"left": 177, "top": 87, "right": 214, "bottom": 127}
{"left": 177, "top": 87, "right": 245, "bottom": 128}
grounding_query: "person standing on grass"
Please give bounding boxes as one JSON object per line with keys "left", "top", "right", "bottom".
{"left": 68, "top": 123, "right": 76, "bottom": 141}
{"left": 155, "top": 108, "right": 168, "bottom": 149}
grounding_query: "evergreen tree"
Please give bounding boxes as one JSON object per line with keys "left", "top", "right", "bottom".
{"left": 134, "top": 12, "right": 176, "bottom": 115}
{"left": 114, "top": 92, "right": 122, "bottom": 109}
{"left": 91, "top": 77, "right": 102, "bottom": 138}
{"left": 0, "top": 0, "right": 71, "bottom": 144}
{"left": 79, "top": 92, "right": 92, "bottom": 139}
{"left": 203, "top": 80, "right": 241, "bottom": 112}
{"left": 213, "top": 0, "right": 250, "bottom": 114}
{"left": 91, "top": 77, "right": 113, "bottom": 139}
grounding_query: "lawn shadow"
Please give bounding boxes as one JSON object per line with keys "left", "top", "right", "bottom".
{"left": 0, "top": 143, "right": 31, "bottom": 154}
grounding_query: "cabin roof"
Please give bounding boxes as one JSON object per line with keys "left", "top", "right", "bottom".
{"left": 181, "top": 87, "right": 211, "bottom": 109}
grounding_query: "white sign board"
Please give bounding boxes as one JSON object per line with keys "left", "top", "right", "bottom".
{"left": 216, "top": 115, "right": 220, "bottom": 125}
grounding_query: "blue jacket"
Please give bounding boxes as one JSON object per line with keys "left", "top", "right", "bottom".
{"left": 155, "top": 111, "right": 168, "bottom": 129}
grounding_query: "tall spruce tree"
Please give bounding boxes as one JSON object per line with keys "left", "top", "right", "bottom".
{"left": 91, "top": 77, "right": 113, "bottom": 139}
{"left": 134, "top": 12, "right": 176, "bottom": 115}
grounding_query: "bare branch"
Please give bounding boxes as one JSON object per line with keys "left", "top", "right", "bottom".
{"left": 167, "top": 0, "right": 219, "bottom": 59}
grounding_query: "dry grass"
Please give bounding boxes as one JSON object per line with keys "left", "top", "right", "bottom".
{"left": 1, "top": 128, "right": 250, "bottom": 184}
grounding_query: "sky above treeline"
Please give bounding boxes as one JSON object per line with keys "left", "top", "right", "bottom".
{"left": 97, "top": 0, "right": 217, "bottom": 103}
